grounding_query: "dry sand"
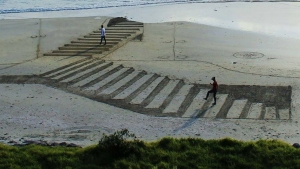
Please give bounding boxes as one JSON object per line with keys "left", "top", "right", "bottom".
{"left": 1, "top": 84, "right": 300, "bottom": 146}
{"left": 1, "top": 2, "right": 300, "bottom": 147}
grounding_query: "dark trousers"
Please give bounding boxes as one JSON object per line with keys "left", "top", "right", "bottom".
{"left": 206, "top": 89, "right": 217, "bottom": 103}
{"left": 100, "top": 36, "right": 106, "bottom": 44}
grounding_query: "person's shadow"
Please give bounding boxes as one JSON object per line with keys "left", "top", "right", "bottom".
{"left": 173, "top": 105, "right": 214, "bottom": 133}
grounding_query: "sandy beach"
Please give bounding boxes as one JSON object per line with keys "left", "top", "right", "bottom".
{"left": 1, "top": 2, "right": 300, "bottom": 147}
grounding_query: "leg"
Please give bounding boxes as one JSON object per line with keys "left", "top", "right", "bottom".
{"left": 204, "top": 89, "right": 213, "bottom": 100}
{"left": 104, "top": 36, "right": 106, "bottom": 45}
{"left": 213, "top": 90, "right": 217, "bottom": 104}
{"left": 100, "top": 36, "right": 103, "bottom": 44}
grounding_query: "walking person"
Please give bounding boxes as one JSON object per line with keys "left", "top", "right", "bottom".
{"left": 100, "top": 25, "right": 106, "bottom": 45}
{"left": 204, "top": 77, "right": 218, "bottom": 105}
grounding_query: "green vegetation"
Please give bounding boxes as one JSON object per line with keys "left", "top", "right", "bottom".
{"left": 1, "top": 129, "right": 300, "bottom": 169}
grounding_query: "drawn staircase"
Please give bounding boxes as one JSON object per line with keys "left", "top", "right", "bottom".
{"left": 36, "top": 18, "right": 291, "bottom": 120}
{"left": 44, "top": 19, "right": 143, "bottom": 57}
{"left": 39, "top": 58, "right": 291, "bottom": 120}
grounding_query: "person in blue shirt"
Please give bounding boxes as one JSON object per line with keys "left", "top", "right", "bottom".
{"left": 100, "top": 25, "right": 106, "bottom": 45}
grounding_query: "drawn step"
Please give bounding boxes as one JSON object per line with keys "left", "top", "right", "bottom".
{"left": 226, "top": 100, "right": 248, "bottom": 119}
{"left": 203, "top": 94, "right": 228, "bottom": 118}
{"left": 163, "top": 85, "right": 193, "bottom": 114}
{"left": 279, "top": 109, "right": 290, "bottom": 120}
{"left": 60, "top": 62, "right": 111, "bottom": 83}
{"left": 52, "top": 60, "right": 102, "bottom": 80}
{"left": 106, "top": 27, "right": 140, "bottom": 30}
{"left": 84, "top": 35, "right": 129, "bottom": 38}
{"left": 78, "top": 38, "right": 122, "bottom": 41}
{"left": 59, "top": 47, "right": 110, "bottom": 51}
{"left": 52, "top": 50, "right": 102, "bottom": 54}
{"left": 182, "top": 89, "right": 209, "bottom": 118}
{"left": 113, "top": 74, "right": 155, "bottom": 100}
{"left": 71, "top": 64, "right": 120, "bottom": 87}
{"left": 44, "top": 59, "right": 94, "bottom": 78}
{"left": 40, "top": 57, "right": 92, "bottom": 77}
{"left": 247, "top": 103, "right": 263, "bottom": 119}
{"left": 99, "top": 71, "right": 142, "bottom": 95}
{"left": 117, "top": 22, "right": 143, "bottom": 25}
{"left": 94, "top": 30, "right": 136, "bottom": 33}
{"left": 64, "top": 44, "right": 113, "bottom": 47}
{"left": 265, "top": 107, "right": 276, "bottom": 120}
{"left": 84, "top": 68, "right": 130, "bottom": 91}
{"left": 71, "top": 41, "right": 119, "bottom": 44}
{"left": 145, "top": 80, "right": 179, "bottom": 109}
{"left": 130, "top": 77, "right": 165, "bottom": 105}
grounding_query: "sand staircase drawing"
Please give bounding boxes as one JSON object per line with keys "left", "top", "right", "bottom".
{"left": 2, "top": 18, "right": 292, "bottom": 120}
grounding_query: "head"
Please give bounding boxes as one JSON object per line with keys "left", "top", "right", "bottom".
{"left": 101, "top": 25, "right": 103, "bottom": 28}
{"left": 211, "top": 77, "right": 215, "bottom": 81}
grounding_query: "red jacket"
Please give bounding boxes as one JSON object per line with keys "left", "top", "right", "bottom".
{"left": 212, "top": 81, "right": 218, "bottom": 91}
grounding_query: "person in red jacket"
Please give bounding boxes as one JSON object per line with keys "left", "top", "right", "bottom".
{"left": 204, "top": 77, "right": 218, "bottom": 105}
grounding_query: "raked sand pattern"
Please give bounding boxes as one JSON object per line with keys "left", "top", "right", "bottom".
{"left": 37, "top": 57, "right": 291, "bottom": 120}
{"left": 0, "top": 16, "right": 296, "bottom": 147}
{"left": 1, "top": 19, "right": 292, "bottom": 121}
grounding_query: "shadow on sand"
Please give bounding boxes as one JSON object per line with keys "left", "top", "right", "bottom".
{"left": 173, "top": 105, "right": 214, "bottom": 133}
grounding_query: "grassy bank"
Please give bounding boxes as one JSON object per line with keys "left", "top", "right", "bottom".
{"left": 1, "top": 130, "right": 300, "bottom": 169}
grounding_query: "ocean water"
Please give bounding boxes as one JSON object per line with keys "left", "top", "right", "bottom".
{"left": 0, "top": 0, "right": 297, "bottom": 14}
{"left": 1, "top": 0, "right": 300, "bottom": 39}
{"left": 0, "top": 0, "right": 216, "bottom": 14}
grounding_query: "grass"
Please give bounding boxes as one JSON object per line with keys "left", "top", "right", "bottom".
{"left": 1, "top": 129, "right": 300, "bottom": 169}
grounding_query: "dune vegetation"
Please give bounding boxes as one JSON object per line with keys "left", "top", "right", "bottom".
{"left": 1, "top": 129, "right": 300, "bottom": 169}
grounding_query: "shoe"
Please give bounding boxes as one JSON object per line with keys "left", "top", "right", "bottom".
{"left": 203, "top": 98, "right": 207, "bottom": 100}
{"left": 212, "top": 103, "right": 216, "bottom": 105}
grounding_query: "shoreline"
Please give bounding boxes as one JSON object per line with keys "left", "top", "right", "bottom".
{"left": 1, "top": 1, "right": 300, "bottom": 15}
{"left": 1, "top": 2, "right": 300, "bottom": 39}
